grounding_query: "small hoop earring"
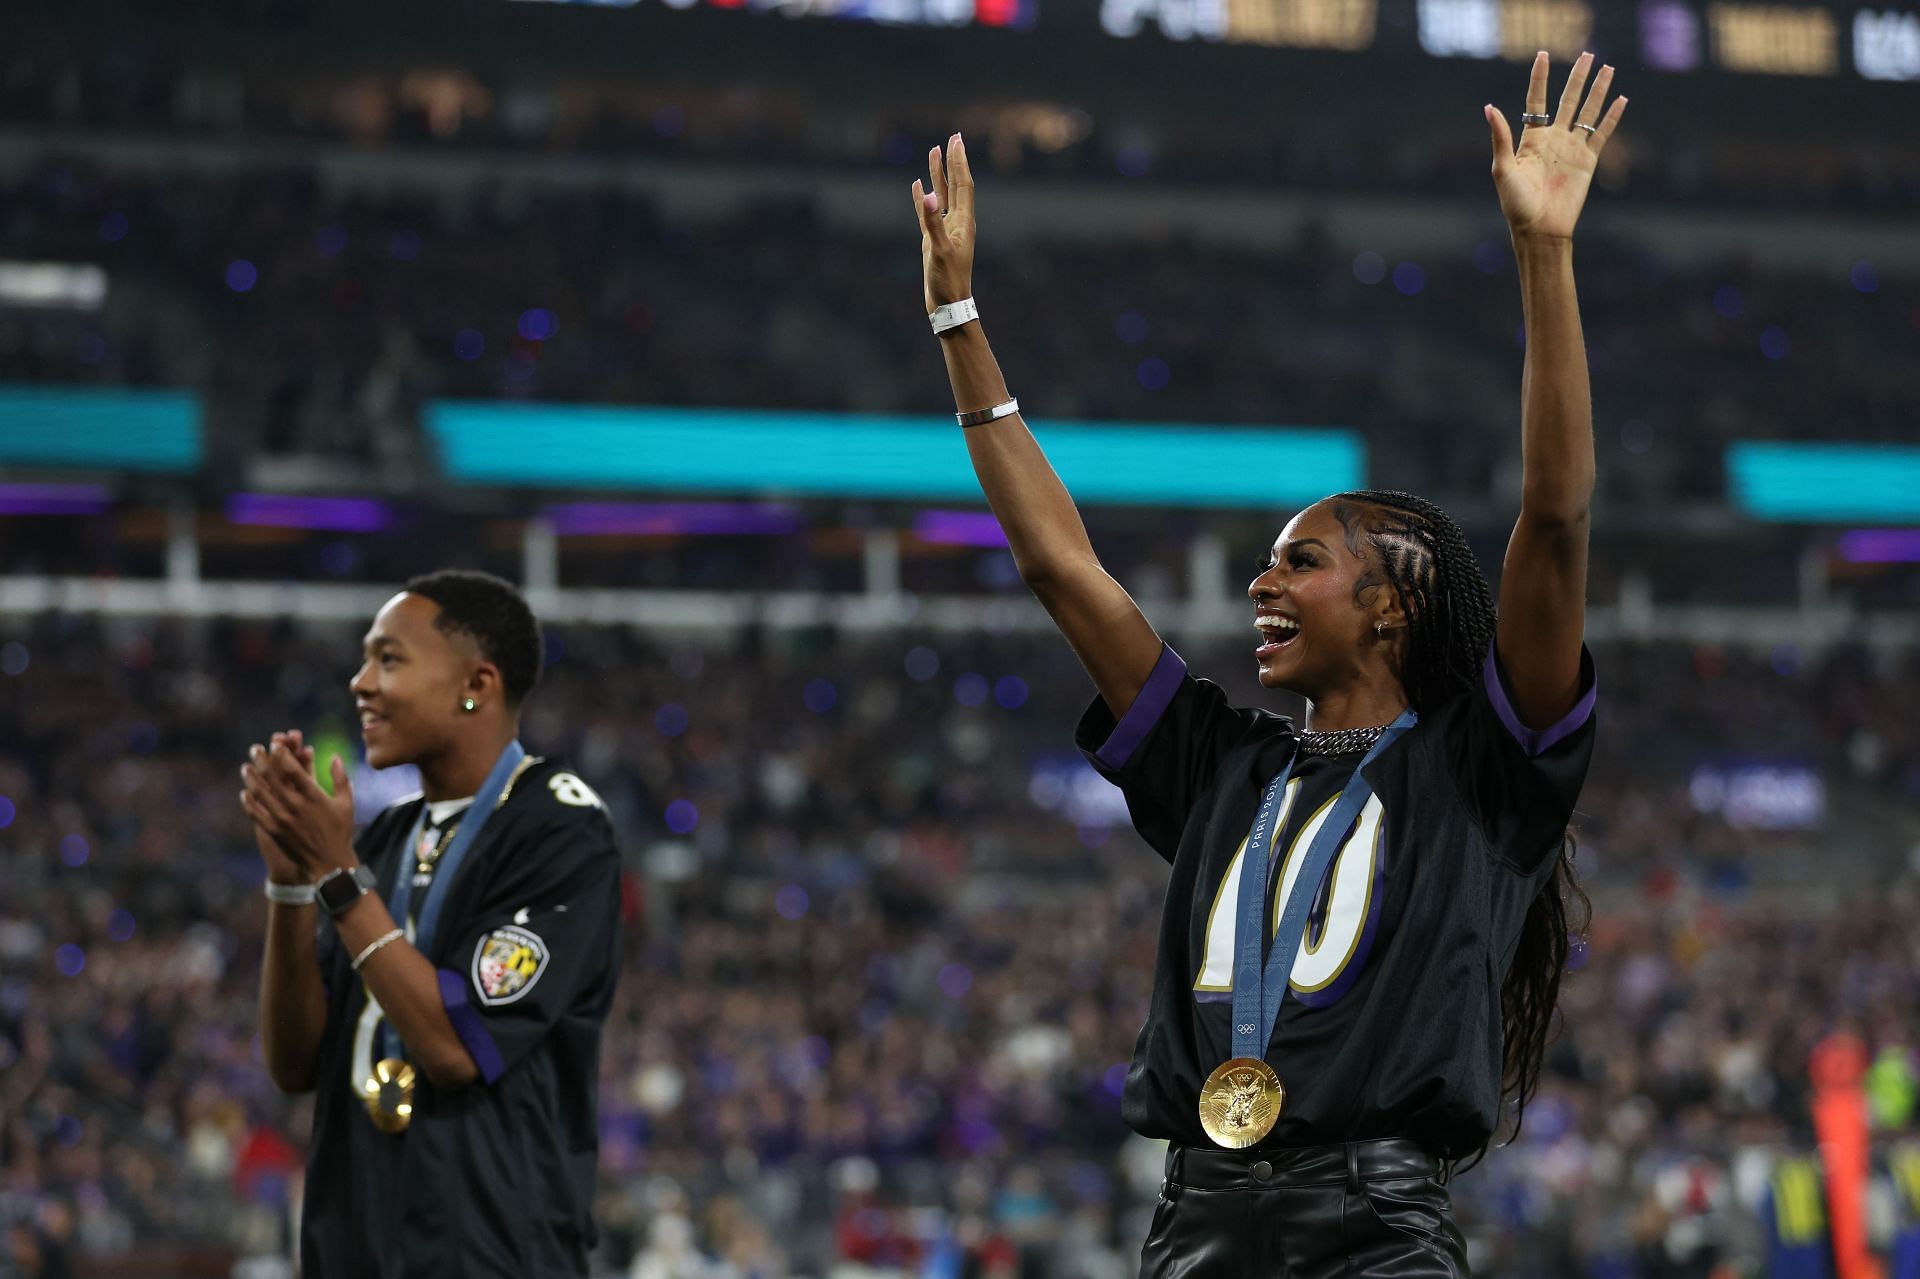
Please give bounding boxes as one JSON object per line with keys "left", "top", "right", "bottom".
{"left": 1375, "top": 622, "right": 1387, "bottom": 638}
{"left": 461, "top": 697, "right": 478, "bottom": 713}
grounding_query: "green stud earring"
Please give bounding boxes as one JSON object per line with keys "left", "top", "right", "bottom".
{"left": 462, "top": 697, "right": 477, "bottom": 713}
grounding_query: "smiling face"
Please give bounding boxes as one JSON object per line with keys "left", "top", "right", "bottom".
{"left": 1245, "top": 499, "right": 1407, "bottom": 698}
{"left": 350, "top": 592, "right": 494, "bottom": 770}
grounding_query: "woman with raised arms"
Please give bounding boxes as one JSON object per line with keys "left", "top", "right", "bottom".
{"left": 908, "top": 55, "right": 1627, "bottom": 1277}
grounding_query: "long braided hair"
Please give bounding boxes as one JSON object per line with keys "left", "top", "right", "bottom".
{"left": 1328, "top": 489, "right": 1588, "bottom": 1169}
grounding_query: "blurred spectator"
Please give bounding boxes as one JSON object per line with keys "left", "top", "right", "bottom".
{"left": 2, "top": 158, "right": 1915, "bottom": 521}
{"left": 4, "top": 45, "right": 1919, "bottom": 215}
{"left": 3, "top": 616, "right": 1918, "bottom": 1275}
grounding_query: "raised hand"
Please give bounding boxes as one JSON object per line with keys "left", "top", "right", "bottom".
{"left": 910, "top": 133, "right": 975, "bottom": 315}
{"left": 1484, "top": 52, "right": 1628, "bottom": 242}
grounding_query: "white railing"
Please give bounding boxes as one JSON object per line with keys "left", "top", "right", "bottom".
{"left": 3, "top": 573, "right": 1916, "bottom": 652}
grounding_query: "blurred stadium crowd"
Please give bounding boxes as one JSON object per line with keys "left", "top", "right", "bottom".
{"left": 6, "top": 50, "right": 1920, "bottom": 214}
{"left": 3, "top": 158, "right": 1916, "bottom": 525}
{"left": 6, "top": 19, "right": 1920, "bottom": 1279}
{"left": 2, "top": 616, "right": 1917, "bottom": 1277}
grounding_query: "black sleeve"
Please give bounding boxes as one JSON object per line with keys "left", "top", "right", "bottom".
{"left": 1442, "top": 643, "right": 1599, "bottom": 875}
{"left": 1073, "top": 645, "right": 1264, "bottom": 863}
{"left": 433, "top": 787, "right": 622, "bottom": 1085}
{"left": 314, "top": 912, "right": 341, "bottom": 987}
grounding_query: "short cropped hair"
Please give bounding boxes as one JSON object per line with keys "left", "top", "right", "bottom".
{"left": 401, "top": 570, "right": 543, "bottom": 706}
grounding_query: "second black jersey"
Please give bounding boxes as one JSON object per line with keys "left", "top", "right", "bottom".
{"left": 302, "top": 757, "right": 622, "bottom": 1279}
{"left": 1077, "top": 642, "right": 1596, "bottom": 1158}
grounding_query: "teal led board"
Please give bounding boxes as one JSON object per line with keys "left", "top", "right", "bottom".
{"left": 424, "top": 403, "right": 1363, "bottom": 508}
{"left": 0, "top": 387, "right": 202, "bottom": 472}
{"left": 1728, "top": 442, "right": 1920, "bottom": 523}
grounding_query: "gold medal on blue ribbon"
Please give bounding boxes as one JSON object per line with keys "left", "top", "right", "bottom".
{"left": 354, "top": 744, "right": 537, "bottom": 1136}
{"left": 1203, "top": 713, "right": 1417, "bottom": 1149}
{"left": 1199, "top": 1057, "right": 1285, "bottom": 1148}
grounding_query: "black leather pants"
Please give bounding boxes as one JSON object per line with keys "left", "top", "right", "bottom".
{"left": 1139, "top": 1139, "right": 1470, "bottom": 1278}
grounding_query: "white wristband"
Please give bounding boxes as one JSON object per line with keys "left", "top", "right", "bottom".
{"left": 929, "top": 297, "right": 979, "bottom": 335}
{"left": 264, "top": 879, "right": 318, "bottom": 906}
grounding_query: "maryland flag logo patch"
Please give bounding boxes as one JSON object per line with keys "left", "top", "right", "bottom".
{"left": 472, "top": 925, "right": 548, "bottom": 1006}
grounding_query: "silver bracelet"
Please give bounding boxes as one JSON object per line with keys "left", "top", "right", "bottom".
{"left": 263, "top": 879, "right": 318, "bottom": 906}
{"left": 956, "top": 397, "right": 1020, "bottom": 428}
{"left": 351, "top": 928, "right": 407, "bottom": 972}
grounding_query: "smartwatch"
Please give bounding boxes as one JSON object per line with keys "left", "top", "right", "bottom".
{"left": 316, "top": 864, "right": 380, "bottom": 920}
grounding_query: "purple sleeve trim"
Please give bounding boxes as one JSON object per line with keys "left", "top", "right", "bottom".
{"left": 1094, "top": 645, "right": 1189, "bottom": 772}
{"left": 1482, "top": 646, "right": 1597, "bottom": 758}
{"left": 437, "top": 967, "right": 506, "bottom": 1086}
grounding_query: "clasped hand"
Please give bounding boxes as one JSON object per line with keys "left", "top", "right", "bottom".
{"left": 240, "top": 730, "right": 359, "bottom": 879}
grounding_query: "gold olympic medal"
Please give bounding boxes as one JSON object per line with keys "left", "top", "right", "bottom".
{"left": 1198, "top": 1057, "right": 1285, "bottom": 1149}
{"left": 362, "top": 1057, "right": 417, "bottom": 1134}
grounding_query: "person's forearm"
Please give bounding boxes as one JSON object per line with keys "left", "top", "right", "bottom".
{"left": 941, "top": 324, "right": 1100, "bottom": 585}
{"left": 331, "top": 895, "right": 479, "bottom": 1089}
{"left": 1513, "top": 236, "right": 1595, "bottom": 524}
{"left": 260, "top": 901, "right": 328, "bottom": 1092}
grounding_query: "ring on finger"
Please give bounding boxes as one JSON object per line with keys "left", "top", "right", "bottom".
{"left": 1520, "top": 112, "right": 1552, "bottom": 126}
{"left": 1575, "top": 123, "right": 1599, "bottom": 135}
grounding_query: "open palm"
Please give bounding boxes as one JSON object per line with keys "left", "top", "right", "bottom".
{"left": 1486, "top": 52, "right": 1628, "bottom": 241}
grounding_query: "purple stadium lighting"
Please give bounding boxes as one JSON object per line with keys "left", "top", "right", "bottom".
{"left": 1836, "top": 530, "right": 1920, "bottom": 563}
{"left": 225, "top": 493, "right": 393, "bottom": 533}
{"left": 913, "top": 509, "right": 1008, "bottom": 548}
{"left": 542, "top": 502, "right": 801, "bottom": 537}
{"left": 1640, "top": 0, "right": 1702, "bottom": 71}
{"left": 0, "top": 483, "right": 110, "bottom": 516}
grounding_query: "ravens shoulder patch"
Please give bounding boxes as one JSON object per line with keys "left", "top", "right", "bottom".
{"left": 472, "top": 925, "right": 549, "bottom": 1006}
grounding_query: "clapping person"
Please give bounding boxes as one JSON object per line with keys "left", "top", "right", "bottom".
{"left": 244, "top": 570, "right": 622, "bottom": 1278}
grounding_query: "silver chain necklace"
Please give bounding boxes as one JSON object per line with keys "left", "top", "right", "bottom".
{"left": 1293, "top": 723, "right": 1390, "bottom": 756}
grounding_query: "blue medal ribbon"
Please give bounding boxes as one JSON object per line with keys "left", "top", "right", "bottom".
{"left": 1228, "top": 710, "right": 1416, "bottom": 1061}
{"left": 378, "top": 739, "right": 527, "bottom": 1058}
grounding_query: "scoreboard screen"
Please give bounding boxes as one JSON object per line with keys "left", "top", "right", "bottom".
{"left": 1102, "top": 0, "right": 1920, "bottom": 77}
{"left": 512, "top": 0, "right": 1038, "bottom": 27}
{"left": 511, "top": 0, "right": 1920, "bottom": 79}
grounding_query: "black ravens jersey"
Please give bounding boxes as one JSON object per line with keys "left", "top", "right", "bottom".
{"left": 302, "top": 757, "right": 622, "bottom": 1279}
{"left": 1078, "top": 643, "right": 1596, "bottom": 1158}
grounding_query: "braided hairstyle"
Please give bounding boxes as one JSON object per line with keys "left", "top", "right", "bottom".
{"left": 1328, "top": 489, "right": 1588, "bottom": 1170}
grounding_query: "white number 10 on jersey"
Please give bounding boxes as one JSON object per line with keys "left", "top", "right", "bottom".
{"left": 1193, "top": 779, "right": 1388, "bottom": 1009}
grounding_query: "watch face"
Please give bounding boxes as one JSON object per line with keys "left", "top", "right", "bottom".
{"left": 321, "top": 869, "right": 366, "bottom": 914}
